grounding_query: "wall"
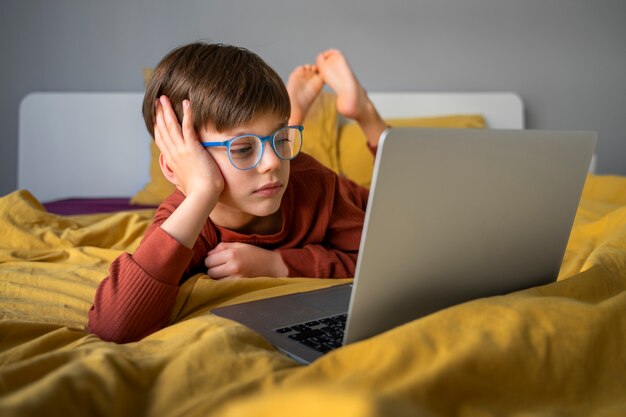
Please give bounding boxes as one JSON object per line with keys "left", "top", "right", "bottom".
{"left": 1, "top": 0, "right": 625, "bottom": 196}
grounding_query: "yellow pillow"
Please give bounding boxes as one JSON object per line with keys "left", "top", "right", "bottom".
{"left": 339, "top": 114, "right": 486, "bottom": 188}
{"left": 300, "top": 91, "right": 339, "bottom": 173}
{"left": 143, "top": 67, "right": 154, "bottom": 85}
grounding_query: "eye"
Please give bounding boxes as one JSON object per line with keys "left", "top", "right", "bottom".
{"left": 229, "top": 136, "right": 259, "bottom": 159}
{"left": 274, "top": 130, "right": 292, "bottom": 146}
{"left": 230, "top": 145, "right": 254, "bottom": 158}
{"left": 275, "top": 137, "right": 291, "bottom": 146}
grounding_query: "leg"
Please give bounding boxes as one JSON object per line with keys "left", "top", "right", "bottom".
{"left": 316, "top": 49, "right": 387, "bottom": 148}
{"left": 286, "top": 64, "right": 324, "bottom": 125}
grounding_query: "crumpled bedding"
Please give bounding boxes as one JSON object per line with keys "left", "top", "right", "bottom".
{"left": 1, "top": 174, "right": 626, "bottom": 417}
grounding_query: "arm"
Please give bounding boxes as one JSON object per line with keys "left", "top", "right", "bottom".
{"left": 88, "top": 97, "right": 222, "bottom": 343}
{"left": 155, "top": 97, "right": 223, "bottom": 247}
{"left": 204, "top": 241, "right": 288, "bottom": 279}
{"left": 87, "top": 215, "right": 197, "bottom": 343}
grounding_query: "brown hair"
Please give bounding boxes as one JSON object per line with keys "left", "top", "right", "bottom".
{"left": 142, "top": 42, "right": 290, "bottom": 137}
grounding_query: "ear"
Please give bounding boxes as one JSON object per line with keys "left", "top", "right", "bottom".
{"left": 158, "top": 153, "right": 178, "bottom": 186}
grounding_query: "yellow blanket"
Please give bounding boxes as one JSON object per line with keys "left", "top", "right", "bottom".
{"left": 1, "top": 175, "right": 626, "bottom": 417}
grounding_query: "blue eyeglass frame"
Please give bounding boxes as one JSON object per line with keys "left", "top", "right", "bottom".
{"left": 200, "top": 125, "right": 304, "bottom": 170}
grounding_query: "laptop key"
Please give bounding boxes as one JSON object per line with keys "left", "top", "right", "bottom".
{"left": 276, "top": 327, "right": 293, "bottom": 334}
{"left": 302, "top": 339, "right": 323, "bottom": 349}
{"left": 275, "top": 313, "right": 348, "bottom": 354}
{"left": 317, "top": 345, "right": 332, "bottom": 353}
{"left": 288, "top": 329, "right": 325, "bottom": 341}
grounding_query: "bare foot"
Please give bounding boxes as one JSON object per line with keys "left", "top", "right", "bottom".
{"left": 316, "top": 49, "right": 369, "bottom": 121}
{"left": 286, "top": 64, "right": 324, "bottom": 125}
{"left": 317, "top": 49, "right": 387, "bottom": 148}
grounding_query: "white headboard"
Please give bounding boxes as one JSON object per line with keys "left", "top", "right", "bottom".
{"left": 19, "top": 93, "right": 151, "bottom": 202}
{"left": 18, "top": 92, "right": 524, "bottom": 202}
{"left": 368, "top": 92, "right": 524, "bottom": 129}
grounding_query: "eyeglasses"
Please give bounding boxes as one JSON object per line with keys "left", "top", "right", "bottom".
{"left": 201, "top": 125, "right": 303, "bottom": 170}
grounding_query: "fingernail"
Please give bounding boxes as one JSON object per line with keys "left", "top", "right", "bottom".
{"left": 183, "top": 100, "right": 189, "bottom": 109}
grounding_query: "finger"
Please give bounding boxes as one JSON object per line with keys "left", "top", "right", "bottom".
{"left": 181, "top": 100, "right": 198, "bottom": 143}
{"left": 154, "top": 137, "right": 173, "bottom": 172}
{"left": 159, "top": 95, "right": 184, "bottom": 142}
{"left": 153, "top": 125, "right": 166, "bottom": 153}
{"left": 154, "top": 105, "right": 174, "bottom": 154}
{"left": 154, "top": 119, "right": 174, "bottom": 169}
{"left": 207, "top": 242, "right": 235, "bottom": 256}
{"left": 153, "top": 102, "right": 167, "bottom": 148}
{"left": 207, "top": 263, "right": 232, "bottom": 280}
{"left": 205, "top": 249, "right": 229, "bottom": 269}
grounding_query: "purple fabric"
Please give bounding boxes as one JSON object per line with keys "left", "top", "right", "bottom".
{"left": 43, "top": 198, "right": 156, "bottom": 215}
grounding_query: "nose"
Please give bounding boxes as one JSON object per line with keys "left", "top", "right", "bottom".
{"left": 256, "top": 141, "right": 281, "bottom": 172}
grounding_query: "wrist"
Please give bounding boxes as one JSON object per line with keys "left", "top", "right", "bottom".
{"left": 185, "top": 191, "right": 220, "bottom": 225}
{"left": 184, "top": 177, "right": 224, "bottom": 199}
{"left": 160, "top": 190, "right": 218, "bottom": 249}
{"left": 273, "top": 251, "right": 289, "bottom": 277}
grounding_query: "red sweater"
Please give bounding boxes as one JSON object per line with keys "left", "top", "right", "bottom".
{"left": 88, "top": 153, "right": 369, "bottom": 343}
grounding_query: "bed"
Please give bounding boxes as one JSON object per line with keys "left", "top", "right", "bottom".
{"left": 2, "top": 91, "right": 625, "bottom": 416}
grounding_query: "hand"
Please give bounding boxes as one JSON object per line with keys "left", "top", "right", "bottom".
{"left": 205, "top": 242, "right": 289, "bottom": 279}
{"left": 154, "top": 96, "right": 224, "bottom": 198}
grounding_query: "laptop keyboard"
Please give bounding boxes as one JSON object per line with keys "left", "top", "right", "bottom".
{"left": 274, "top": 314, "right": 347, "bottom": 353}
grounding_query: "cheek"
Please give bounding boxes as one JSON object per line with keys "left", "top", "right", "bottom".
{"left": 207, "top": 148, "right": 229, "bottom": 166}
{"left": 281, "top": 161, "right": 290, "bottom": 180}
{"left": 217, "top": 165, "right": 250, "bottom": 197}
{"left": 204, "top": 151, "right": 235, "bottom": 192}
{"left": 208, "top": 151, "right": 233, "bottom": 179}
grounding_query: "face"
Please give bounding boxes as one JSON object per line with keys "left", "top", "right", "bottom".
{"left": 199, "top": 113, "right": 290, "bottom": 231}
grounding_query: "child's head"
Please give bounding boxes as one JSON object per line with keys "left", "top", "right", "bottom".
{"left": 142, "top": 42, "right": 290, "bottom": 137}
{"left": 144, "top": 42, "right": 296, "bottom": 230}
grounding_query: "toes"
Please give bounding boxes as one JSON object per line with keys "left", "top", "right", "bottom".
{"left": 294, "top": 64, "right": 318, "bottom": 75}
{"left": 323, "top": 49, "right": 340, "bottom": 58}
{"left": 317, "top": 49, "right": 344, "bottom": 68}
{"left": 289, "top": 65, "right": 304, "bottom": 77}
{"left": 316, "top": 51, "right": 328, "bottom": 65}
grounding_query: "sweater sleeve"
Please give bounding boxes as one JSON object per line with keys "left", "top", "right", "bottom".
{"left": 87, "top": 193, "right": 210, "bottom": 343}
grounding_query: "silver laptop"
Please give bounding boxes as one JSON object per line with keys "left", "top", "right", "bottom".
{"left": 212, "top": 127, "right": 596, "bottom": 364}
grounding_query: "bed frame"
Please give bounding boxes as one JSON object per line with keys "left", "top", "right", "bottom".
{"left": 18, "top": 92, "right": 524, "bottom": 202}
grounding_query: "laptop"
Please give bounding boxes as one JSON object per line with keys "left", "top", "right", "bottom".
{"left": 212, "top": 127, "right": 597, "bottom": 364}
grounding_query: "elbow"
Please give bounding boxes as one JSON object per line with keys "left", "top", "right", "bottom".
{"left": 87, "top": 305, "right": 163, "bottom": 344}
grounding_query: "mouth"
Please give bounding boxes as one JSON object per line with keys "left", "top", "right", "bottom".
{"left": 254, "top": 182, "right": 284, "bottom": 196}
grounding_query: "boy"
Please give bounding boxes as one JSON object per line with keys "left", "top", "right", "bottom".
{"left": 88, "top": 43, "right": 387, "bottom": 343}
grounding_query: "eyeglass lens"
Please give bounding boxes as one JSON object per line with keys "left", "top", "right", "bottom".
{"left": 228, "top": 127, "right": 302, "bottom": 170}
